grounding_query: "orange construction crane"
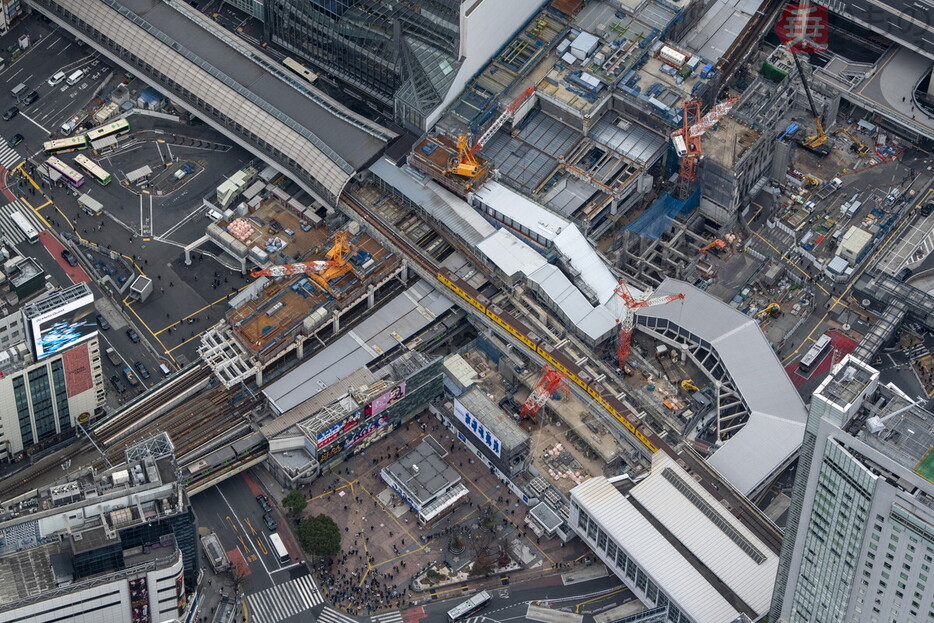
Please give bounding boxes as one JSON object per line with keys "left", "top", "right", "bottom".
{"left": 250, "top": 260, "right": 336, "bottom": 278}
{"left": 520, "top": 365, "right": 569, "bottom": 420}
{"left": 446, "top": 86, "right": 535, "bottom": 179}
{"left": 250, "top": 231, "right": 357, "bottom": 293}
{"left": 698, "top": 239, "right": 727, "bottom": 255}
{"left": 614, "top": 281, "right": 685, "bottom": 368}
{"left": 670, "top": 96, "right": 740, "bottom": 197}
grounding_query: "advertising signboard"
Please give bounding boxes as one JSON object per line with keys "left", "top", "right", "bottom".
{"left": 343, "top": 415, "right": 390, "bottom": 450}
{"left": 316, "top": 410, "right": 363, "bottom": 449}
{"left": 453, "top": 398, "right": 502, "bottom": 457}
{"left": 365, "top": 382, "right": 406, "bottom": 418}
{"left": 30, "top": 292, "right": 98, "bottom": 360}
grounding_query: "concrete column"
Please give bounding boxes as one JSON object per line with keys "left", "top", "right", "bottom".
{"left": 296, "top": 336, "right": 304, "bottom": 360}
{"left": 332, "top": 310, "right": 340, "bottom": 333}
{"left": 184, "top": 248, "right": 192, "bottom": 266}
{"left": 681, "top": 345, "right": 689, "bottom": 364}
{"left": 367, "top": 284, "right": 376, "bottom": 308}
{"left": 400, "top": 260, "right": 408, "bottom": 281}
{"left": 240, "top": 256, "right": 247, "bottom": 273}
{"left": 254, "top": 364, "right": 263, "bottom": 387}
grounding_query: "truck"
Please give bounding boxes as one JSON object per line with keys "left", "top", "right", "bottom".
{"left": 105, "top": 347, "right": 121, "bottom": 366}
{"left": 816, "top": 177, "right": 843, "bottom": 200}
{"left": 123, "top": 367, "right": 139, "bottom": 386}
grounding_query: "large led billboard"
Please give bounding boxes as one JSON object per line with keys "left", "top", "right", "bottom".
{"left": 364, "top": 382, "right": 406, "bottom": 418}
{"left": 30, "top": 292, "right": 98, "bottom": 360}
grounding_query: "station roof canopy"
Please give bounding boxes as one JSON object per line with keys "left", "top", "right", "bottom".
{"left": 49, "top": 0, "right": 395, "bottom": 204}
{"left": 636, "top": 278, "right": 807, "bottom": 496}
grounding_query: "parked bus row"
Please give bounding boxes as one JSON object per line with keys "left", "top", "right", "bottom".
{"left": 42, "top": 118, "right": 129, "bottom": 155}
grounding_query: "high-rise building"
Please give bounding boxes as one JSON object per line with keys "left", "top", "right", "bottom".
{"left": 0, "top": 436, "right": 199, "bottom": 623}
{"left": 771, "top": 354, "right": 934, "bottom": 622}
{"left": 0, "top": 281, "right": 105, "bottom": 462}
{"left": 262, "top": 0, "right": 543, "bottom": 131}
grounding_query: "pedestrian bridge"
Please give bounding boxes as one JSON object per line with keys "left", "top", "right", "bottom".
{"left": 32, "top": 0, "right": 397, "bottom": 207}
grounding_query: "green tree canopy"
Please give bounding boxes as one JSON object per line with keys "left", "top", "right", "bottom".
{"left": 282, "top": 490, "right": 308, "bottom": 516}
{"left": 298, "top": 514, "right": 341, "bottom": 557}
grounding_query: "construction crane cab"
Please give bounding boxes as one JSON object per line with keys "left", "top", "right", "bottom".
{"left": 444, "top": 86, "right": 535, "bottom": 181}
{"left": 250, "top": 231, "right": 357, "bottom": 294}
{"left": 790, "top": 53, "right": 831, "bottom": 156}
{"left": 681, "top": 379, "right": 699, "bottom": 393}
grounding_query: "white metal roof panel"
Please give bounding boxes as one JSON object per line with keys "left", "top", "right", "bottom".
{"left": 632, "top": 455, "right": 778, "bottom": 615}
{"left": 263, "top": 282, "right": 452, "bottom": 413}
{"left": 637, "top": 278, "right": 807, "bottom": 495}
{"left": 477, "top": 229, "right": 547, "bottom": 277}
{"left": 573, "top": 476, "right": 741, "bottom": 623}
{"left": 370, "top": 160, "right": 496, "bottom": 246}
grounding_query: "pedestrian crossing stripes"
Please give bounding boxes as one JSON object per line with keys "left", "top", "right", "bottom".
{"left": 370, "top": 612, "right": 403, "bottom": 623}
{"left": 320, "top": 607, "right": 359, "bottom": 623}
{"left": 0, "top": 200, "right": 44, "bottom": 245}
{"left": 0, "top": 142, "right": 22, "bottom": 171}
{"left": 245, "top": 573, "right": 324, "bottom": 623}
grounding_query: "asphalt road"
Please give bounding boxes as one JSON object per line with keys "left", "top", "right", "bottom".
{"left": 190, "top": 471, "right": 298, "bottom": 595}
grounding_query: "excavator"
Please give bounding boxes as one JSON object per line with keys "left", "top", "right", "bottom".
{"left": 837, "top": 127, "right": 871, "bottom": 156}
{"left": 698, "top": 239, "right": 727, "bottom": 255}
{"left": 681, "top": 379, "right": 700, "bottom": 393}
{"left": 250, "top": 231, "right": 357, "bottom": 293}
{"left": 755, "top": 303, "right": 782, "bottom": 319}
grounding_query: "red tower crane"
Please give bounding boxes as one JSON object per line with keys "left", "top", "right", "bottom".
{"left": 614, "top": 281, "right": 685, "bottom": 368}
{"left": 670, "top": 96, "right": 740, "bottom": 198}
{"left": 520, "top": 365, "right": 569, "bottom": 420}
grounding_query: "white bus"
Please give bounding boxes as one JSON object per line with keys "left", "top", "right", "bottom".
{"left": 447, "top": 591, "right": 491, "bottom": 622}
{"left": 269, "top": 532, "right": 290, "bottom": 564}
{"left": 798, "top": 334, "right": 832, "bottom": 375}
{"left": 10, "top": 211, "right": 38, "bottom": 244}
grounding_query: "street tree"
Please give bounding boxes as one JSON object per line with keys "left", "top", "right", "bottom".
{"left": 282, "top": 490, "right": 307, "bottom": 516}
{"left": 298, "top": 513, "right": 341, "bottom": 558}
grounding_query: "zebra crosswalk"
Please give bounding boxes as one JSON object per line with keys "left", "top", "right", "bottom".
{"left": 319, "top": 606, "right": 359, "bottom": 623}
{"left": 370, "top": 612, "right": 403, "bottom": 623}
{"left": 0, "top": 142, "right": 23, "bottom": 171}
{"left": 245, "top": 573, "right": 324, "bottom": 623}
{"left": 0, "top": 200, "right": 45, "bottom": 245}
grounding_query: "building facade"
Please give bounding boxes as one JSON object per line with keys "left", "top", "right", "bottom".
{"left": 265, "top": 352, "right": 444, "bottom": 486}
{"left": 0, "top": 283, "right": 104, "bottom": 462}
{"left": 771, "top": 355, "right": 934, "bottom": 622}
{"left": 262, "top": 0, "right": 543, "bottom": 131}
{"left": 0, "top": 443, "right": 198, "bottom": 622}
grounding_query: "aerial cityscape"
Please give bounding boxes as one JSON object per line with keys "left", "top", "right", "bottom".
{"left": 0, "top": 1, "right": 932, "bottom": 622}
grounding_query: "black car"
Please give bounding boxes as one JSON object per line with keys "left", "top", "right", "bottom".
{"left": 921, "top": 202, "right": 934, "bottom": 217}
{"left": 23, "top": 91, "right": 39, "bottom": 106}
{"left": 61, "top": 249, "right": 78, "bottom": 266}
{"left": 7, "top": 133, "right": 22, "bottom": 148}
{"left": 126, "top": 327, "right": 141, "bottom": 343}
{"left": 110, "top": 375, "right": 128, "bottom": 393}
{"left": 96, "top": 314, "right": 111, "bottom": 330}
{"left": 263, "top": 512, "right": 278, "bottom": 531}
{"left": 3, "top": 106, "right": 18, "bottom": 121}
{"left": 134, "top": 361, "right": 151, "bottom": 379}
{"left": 256, "top": 494, "right": 273, "bottom": 513}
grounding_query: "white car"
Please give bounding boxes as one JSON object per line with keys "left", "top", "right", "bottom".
{"left": 48, "top": 71, "right": 66, "bottom": 87}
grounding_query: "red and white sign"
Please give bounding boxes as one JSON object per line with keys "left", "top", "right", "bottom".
{"left": 774, "top": 3, "right": 829, "bottom": 53}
